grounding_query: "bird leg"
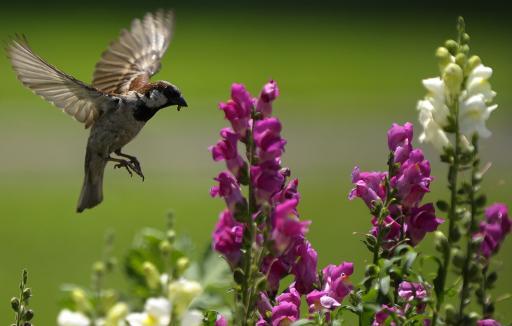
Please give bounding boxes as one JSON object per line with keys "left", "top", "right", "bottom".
{"left": 108, "top": 156, "right": 144, "bottom": 181}
{"left": 114, "top": 149, "right": 145, "bottom": 181}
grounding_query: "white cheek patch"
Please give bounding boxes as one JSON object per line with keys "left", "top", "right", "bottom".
{"left": 146, "top": 90, "right": 168, "bottom": 107}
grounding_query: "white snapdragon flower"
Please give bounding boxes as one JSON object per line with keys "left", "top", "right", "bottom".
{"left": 168, "top": 278, "right": 202, "bottom": 317}
{"left": 57, "top": 309, "right": 90, "bottom": 326}
{"left": 126, "top": 297, "right": 171, "bottom": 326}
{"left": 418, "top": 53, "right": 497, "bottom": 152}
{"left": 459, "top": 63, "right": 497, "bottom": 139}
{"left": 417, "top": 77, "right": 452, "bottom": 151}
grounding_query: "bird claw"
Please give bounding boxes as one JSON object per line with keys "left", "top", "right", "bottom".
{"left": 112, "top": 159, "right": 144, "bottom": 181}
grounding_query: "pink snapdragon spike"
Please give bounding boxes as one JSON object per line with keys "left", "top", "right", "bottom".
{"left": 387, "top": 122, "right": 414, "bottom": 164}
{"left": 406, "top": 203, "right": 444, "bottom": 245}
{"left": 209, "top": 128, "right": 246, "bottom": 178}
{"left": 212, "top": 210, "right": 244, "bottom": 266}
{"left": 477, "top": 319, "right": 502, "bottom": 326}
{"left": 475, "top": 203, "right": 511, "bottom": 258}
{"left": 256, "top": 80, "right": 280, "bottom": 118}
{"left": 354, "top": 123, "right": 442, "bottom": 247}
{"left": 349, "top": 167, "right": 388, "bottom": 208}
{"left": 398, "top": 281, "right": 427, "bottom": 301}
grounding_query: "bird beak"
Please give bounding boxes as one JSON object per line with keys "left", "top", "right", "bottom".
{"left": 176, "top": 96, "right": 187, "bottom": 111}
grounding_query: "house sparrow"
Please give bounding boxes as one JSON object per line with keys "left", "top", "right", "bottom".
{"left": 7, "top": 10, "right": 187, "bottom": 213}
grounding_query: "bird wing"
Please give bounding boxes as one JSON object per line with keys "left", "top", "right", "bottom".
{"left": 7, "top": 36, "right": 117, "bottom": 128}
{"left": 91, "top": 10, "right": 174, "bottom": 94}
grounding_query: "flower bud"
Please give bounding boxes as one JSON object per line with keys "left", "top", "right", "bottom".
{"left": 166, "top": 230, "right": 176, "bottom": 243}
{"left": 23, "top": 309, "right": 34, "bottom": 321}
{"left": 434, "top": 231, "right": 449, "bottom": 254}
{"left": 142, "top": 261, "right": 161, "bottom": 290}
{"left": 159, "top": 240, "right": 172, "bottom": 255}
{"left": 365, "top": 264, "right": 380, "bottom": 277}
{"left": 445, "top": 304, "right": 456, "bottom": 324}
{"left": 176, "top": 257, "right": 190, "bottom": 274}
{"left": 71, "top": 288, "right": 92, "bottom": 313}
{"left": 11, "top": 297, "right": 20, "bottom": 312}
{"left": 444, "top": 40, "right": 458, "bottom": 55}
{"left": 106, "top": 302, "right": 129, "bottom": 323}
{"left": 443, "top": 63, "right": 463, "bottom": 95}
{"left": 455, "top": 53, "right": 466, "bottom": 68}
{"left": 436, "top": 47, "right": 452, "bottom": 71}
{"left": 462, "top": 33, "right": 471, "bottom": 43}
{"left": 468, "top": 55, "right": 482, "bottom": 71}
{"left": 452, "top": 249, "right": 465, "bottom": 268}
{"left": 92, "top": 261, "right": 106, "bottom": 276}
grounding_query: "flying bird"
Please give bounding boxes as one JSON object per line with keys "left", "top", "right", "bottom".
{"left": 6, "top": 10, "right": 187, "bottom": 213}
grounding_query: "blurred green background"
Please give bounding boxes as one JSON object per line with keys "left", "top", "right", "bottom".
{"left": 1, "top": 1, "right": 511, "bottom": 324}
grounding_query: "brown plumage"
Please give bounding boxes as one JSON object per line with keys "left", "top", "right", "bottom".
{"left": 6, "top": 10, "right": 187, "bottom": 212}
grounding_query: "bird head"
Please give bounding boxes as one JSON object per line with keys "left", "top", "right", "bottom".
{"left": 154, "top": 81, "right": 187, "bottom": 111}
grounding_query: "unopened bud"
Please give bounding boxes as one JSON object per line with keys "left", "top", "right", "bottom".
{"left": 460, "top": 44, "right": 470, "bottom": 54}
{"left": 452, "top": 249, "right": 465, "bottom": 268}
{"left": 23, "top": 309, "right": 34, "bottom": 321}
{"left": 143, "top": 261, "right": 161, "bottom": 290}
{"left": 443, "top": 63, "right": 463, "bottom": 95}
{"left": 159, "top": 240, "right": 172, "bottom": 255}
{"left": 462, "top": 33, "right": 471, "bottom": 43}
{"left": 176, "top": 257, "right": 190, "bottom": 273}
{"left": 11, "top": 297, "right": 20, "bottom": 312}
{"left": 468, "top": 312, "right": 480, "bottom": 322}
{"left": 106, "top": 302, "right": 129, "bottom": 323}
{"left": 445, "top": 40, "right": 458, "bottom": 55}
{"left": 434, "top": 231, "right": 449, "bottom": 254}
{"left": 455, "top": 53, "right": 466, "bottom": 68}
{"left": 93, "top": 261, "right": 106, "bottom": 275}
{"left": 435, "top": 47, "right": 452, "bottom": 68}
{"left": 365, "top": 264, "right": 379, "bottom": 277}
{"left": 445, "top": 304, "right": 456, "bottom": 323}
{"left": 71, "top": 288, "right": 92, "bottom": 313}
{"left": 468, "top": 55, "right": 482, "bottom": 71}
{"left": 166, "top": 230, "right": 176, "bottom": 242}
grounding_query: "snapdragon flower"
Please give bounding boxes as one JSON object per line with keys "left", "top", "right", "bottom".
{"left": 417, "top": 39, "right": 497, "bottom": 153}
{"left": 126, "top": 297, "right": 171, "bottom": 326}
{"left": 212, "top": 209, "right": 244, "bottom": 266}
{"left": 398, "top": 281, "right": 427, "bottom": 302}
{"left": 349, "top": 167, "right": 387, "bottom": 209}
{"left": 210, "top": 128, "right": 246, "bottom": 179}
{"left": 474, "top": 203, "right": 511, "bottom": 258}
{"left": 57, "top": 310, "right": 90, "bottom": 326}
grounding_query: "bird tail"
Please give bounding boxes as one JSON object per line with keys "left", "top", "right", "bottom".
{"left": 76, "top": 149, "right": 107, "bottom": 213}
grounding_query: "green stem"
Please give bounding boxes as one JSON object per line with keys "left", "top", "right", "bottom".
{"left": 240, "top": 111, "right": 258, "bottom": 326}
{"left": 481, "top": 266, "right": 489, "bottom": 318}
{"left": 458, "top": 151, "right": 479, "bottom": 323}
{"left": 432, "top": 100, "right": 461, "bottom": 326}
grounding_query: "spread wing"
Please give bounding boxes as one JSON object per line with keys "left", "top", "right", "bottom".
{"left": 92, "top": 10, "right": 174, "bottom": 94}
{"left": 7, "top": 36, "right": 116, "bottom": 128}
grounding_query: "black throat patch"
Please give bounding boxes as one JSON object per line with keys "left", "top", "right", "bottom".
{"left": 132, "top": 102, "right": 160, "bottom": 122}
